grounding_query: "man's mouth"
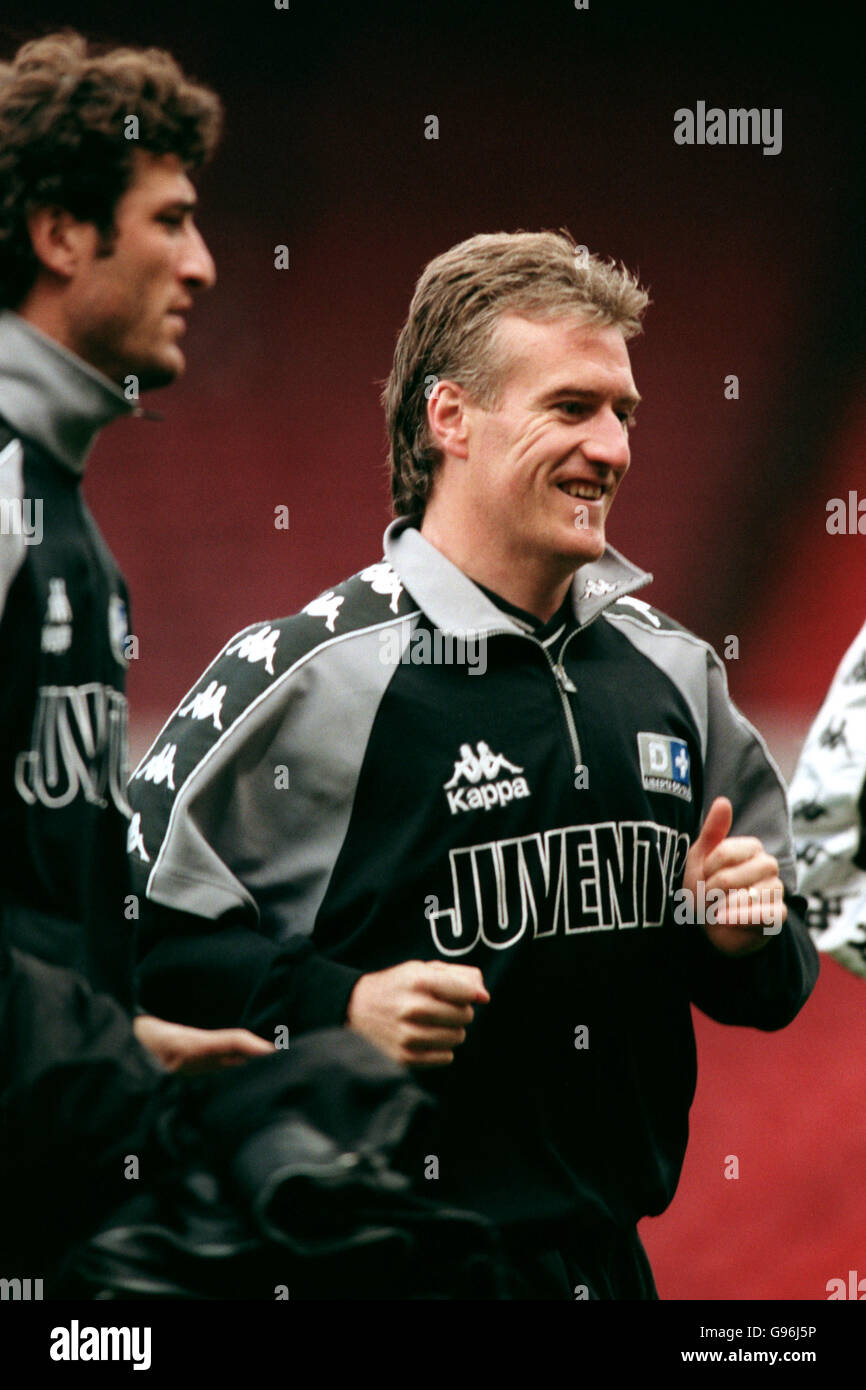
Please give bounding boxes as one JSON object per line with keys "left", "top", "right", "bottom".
{"left": 556, "top": 480, "right": 604, "bottom": 501}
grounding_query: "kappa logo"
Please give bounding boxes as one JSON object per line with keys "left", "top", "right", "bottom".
{"left": 178, "top": 678, "right": 227, "bottom": 731}
{"left": 41, "top": 578, "right": 73, "bottom": 654}
{"left": 359, "top": 561, "right": 403, "bottom": 613}
{"left": 126, "top": 811, "right": 150, "bottom": 863}
{"left": 303, "top": 590, "right": 344, "bottom": 633}
{"left": 133, "top": 742, "right": 177, "bottom": 791}
{"left": 225, "top": 624, "right": 279, "bottom": 675}
{"left": 637, "top": 732, "right": 692, "bottom": 802}
{"left": 444, "top": 741, "right": 530, "bottom": 815}
{"left": 581, "top": 577, "right": 617, "bottom": 600}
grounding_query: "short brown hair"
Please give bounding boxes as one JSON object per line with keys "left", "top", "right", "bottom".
{"left": 383, "top": 230, "right": 650, "bottom": 524}
{"left": 0, "top": 30, "right": 223, "bottom": 308}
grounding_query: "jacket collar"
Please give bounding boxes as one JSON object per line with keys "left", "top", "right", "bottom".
{"left": 383, "top": 516, "right": 652, "bottom": 636}
{"left": 0, "top": 311, "right": 135, "bottom": 475}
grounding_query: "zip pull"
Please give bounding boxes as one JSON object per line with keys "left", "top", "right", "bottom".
{"left": 555, "top": 664, "right": 577, "bottom": 694}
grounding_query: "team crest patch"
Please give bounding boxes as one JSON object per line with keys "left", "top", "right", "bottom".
{"left": 637, "top": 732, "right": 692, "bottom": 802}
{"left": 108, "top": 593, "right": 129, "bottom": 666}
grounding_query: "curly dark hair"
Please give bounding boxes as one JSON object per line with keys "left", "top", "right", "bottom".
{"left": 0, "top": 31, "right": 223, "bottom": 307}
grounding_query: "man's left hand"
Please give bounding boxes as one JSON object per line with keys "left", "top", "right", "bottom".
{"left": 682, "top": 796, "right": 787, "bottom": 956}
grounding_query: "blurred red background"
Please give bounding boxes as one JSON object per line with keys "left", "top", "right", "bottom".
{"left": 3, "top": 0, "right": 863, "bottom": 1301}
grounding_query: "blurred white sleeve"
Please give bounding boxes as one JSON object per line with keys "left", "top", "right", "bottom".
{"left": 790, "top": 618, "right": 866, "bottom": 977}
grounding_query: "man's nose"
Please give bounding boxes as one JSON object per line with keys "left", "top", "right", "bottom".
{"left": 181, "top": 225, "right": 217, "bottom": 290}
{"left": 584, "top": 407, "right": 630, "bottom": 472}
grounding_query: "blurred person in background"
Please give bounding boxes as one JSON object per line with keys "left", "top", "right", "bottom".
{"left": 790, "top": 618, "right": 866, "bottom": 977}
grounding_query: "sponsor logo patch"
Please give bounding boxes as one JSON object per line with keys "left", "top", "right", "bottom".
{"left": 637, "top": 732, "right": 692, "bottom": 802}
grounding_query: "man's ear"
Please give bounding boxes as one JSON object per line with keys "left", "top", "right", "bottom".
{"left": 426, "top": 379, "right": 473, "bottom": 460}
{"left": 26, "top": 206, "right": 96, "bottom": 280}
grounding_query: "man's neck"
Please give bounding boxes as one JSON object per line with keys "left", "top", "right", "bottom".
{"left": 419, "top": 515, "right": 576, "bottom": 624}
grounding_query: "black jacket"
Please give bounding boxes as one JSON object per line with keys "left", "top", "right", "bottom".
{"left": 130, "top": 518, "right": 820, "bottom": 1240}
{"left": 0, "top": 316, "right": 136, "bottom": 1005}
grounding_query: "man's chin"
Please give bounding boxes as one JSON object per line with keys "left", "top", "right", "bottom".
{"left": 559, "top": 528, "right": 606, "bottom": 568}
{"left": 133, "top": 357, "right": 184, "bottom": 392}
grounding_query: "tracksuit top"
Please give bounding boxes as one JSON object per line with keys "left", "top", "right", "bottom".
{"left": 0, "top": 311, "right": 136, "bottom": 1005}
{"left": 130, "top": 517, "right": 819, "bottom": 1238}
{"left": 791, "top": 617, "right": 866, "bottom": 977}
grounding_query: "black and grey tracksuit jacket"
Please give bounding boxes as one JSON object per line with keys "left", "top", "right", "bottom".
{"left": 130, "top": 517, "right": 819, "bottom": 1239}
{"left": 0, "top": 310, "right": 136, "bottom": 1005}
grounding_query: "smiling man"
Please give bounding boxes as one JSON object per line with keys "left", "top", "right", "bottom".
{"left": 130, "top": 230, "right": 818, "bottom": 1299}
{"left": 418, "top": 314, "right": 637, "bottom": 614}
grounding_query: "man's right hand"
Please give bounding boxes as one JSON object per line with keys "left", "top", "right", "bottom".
{"left": 345, "top": 960, "right": 489, "bottom": 1068}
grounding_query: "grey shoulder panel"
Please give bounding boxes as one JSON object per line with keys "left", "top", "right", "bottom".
{"left": 605, "top": 596, "right": 797, "bottom": 887}
{"left": 604, "top": 597, "right": 711, "bottom": 761}
{"left": 129, "top": 558, "right": 421, "bottom": 941}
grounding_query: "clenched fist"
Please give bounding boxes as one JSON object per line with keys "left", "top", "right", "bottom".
{"left": 346, "top": 959, "right": 489, "bottom": 1068}
{"left": 683, "top": 796, "right": 787, "bottom": 956}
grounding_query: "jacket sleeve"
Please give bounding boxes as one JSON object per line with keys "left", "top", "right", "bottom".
{"left": 789, "top": 619, "right": 866, "bottom": 978}
{"left": 0, "top": 929, "right": 165, "bottom": 1272}
{"left": 683, "top": 648, "right": 819, "bottom": 1028}
{"left": 129, "top": 624, "right": 364, "bottom": 1035}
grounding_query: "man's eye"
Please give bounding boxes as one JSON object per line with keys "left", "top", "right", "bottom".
{"left": 618, "top": 413, "right": 637, "bottom": 430}
{"left": 158, "top": 215, "right": 185, "bottom": 229}
{"left": 558, "top": 402, "right": 587, "bottom": 416}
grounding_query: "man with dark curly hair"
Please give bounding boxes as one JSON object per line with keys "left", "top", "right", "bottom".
{"left": 0, "top": 30, "right": 271, "bottom": 1278}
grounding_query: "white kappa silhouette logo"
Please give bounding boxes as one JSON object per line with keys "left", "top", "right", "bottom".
{"left": 133, "top": 742, "right": 177, "bottom": 791}
{"left": 444, "top": 741, "right": 524, "bottom": 787}
{"left": 359, "top": 561, "right": 403, "bottom": 613}
{"left": 178, "top": 679, "right": 227, "bottom": 731}
{"left": 225, "top": 625, "right": 280, "bottom": 674}
{"left": 41, "top": 577, "right": 73, "bottom": 654}
{"left": 126, "top": 811, "right": 150, "bottom": 863}
{"left": 303, "top": 591, "right": 344, "bottom": 633}
{"left": 581, "top": 577, "right": 617, "bottom": 600}
{"left": 47, "top": 578, "right": 73, "bottom": 624}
